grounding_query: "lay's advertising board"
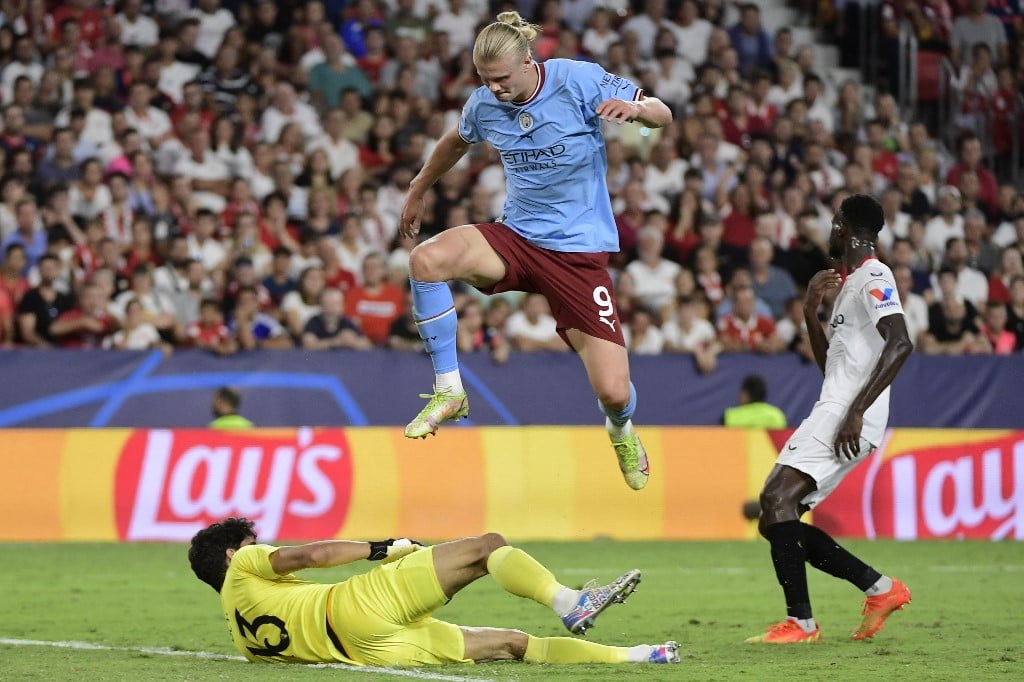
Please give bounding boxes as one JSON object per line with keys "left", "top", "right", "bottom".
{"left": 1, "top": 427, "right": 1021, "bottom": 542}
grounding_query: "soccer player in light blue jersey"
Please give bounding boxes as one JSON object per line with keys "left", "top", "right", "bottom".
{"left": 398, "top": 11, "right": 673, "bottom": 490}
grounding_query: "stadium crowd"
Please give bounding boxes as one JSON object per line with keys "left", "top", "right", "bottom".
{"left": 0, "top": 0, "right": 1023, "bottom": 370}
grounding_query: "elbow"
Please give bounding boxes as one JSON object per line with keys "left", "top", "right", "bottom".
{"left": 898, "top": 338, "right": 914, "bottom": 361}
{"left": 892, "top": 337, "right": 914, "bottom": 364}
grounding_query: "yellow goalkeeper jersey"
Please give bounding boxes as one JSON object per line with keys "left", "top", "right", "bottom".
{"left": 219, "top": 544, "right": 355, "bottom": 664}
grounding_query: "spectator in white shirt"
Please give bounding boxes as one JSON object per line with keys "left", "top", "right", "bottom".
{"left": 621, "top": 0, "right": 671, "bottom": 60}
{"left": 155, "top": 32, "right": 201, "bottom": 104}
{"left": 661, "top": 293, "right": 720, "bottom": 373}
{"left": 878, "top": 187, "right": 912, "bottom": 252}
{"left": 174, "top": 129, "right": 231, "bottom": 213}
{"left": 581, "top": 7, "right": 618, "bottom": 60}
{"left": 68, "top": 158, "right": 112, "bottom": 220}
{"left": 186, "top": 209, "right": 227, "bottom": 272}
{"left": 626, "top": 226, "right": 682, "bottom": 314}
{"left": 105, "top": 297, "right": 163, "bottom": 350}
{"left": 431, "top": 0, "right": 477, "bottom": 53}
{"left": 116, "top": 0, "right": 159, "bottom": 49}
{"left": 306, "top": 109, "right": 359, "bottom": 180}
{"left": 672, "top": 0, "right": 713, "bottom": 67}
{"left": 894, "top": 264, "right": 929, "bottom": 347}
{"left": 124, "top": 82, "right": 174, "bottom": 150}
{"left": 623, "top": 307, "right": 665, "bottom": 355}
{"left": 2, "top": 34, "right": 44, "bottom": 104}
{"left": 55, "top": 79, "right": 114, "bottom": 150}
{"left": 766, "top": 59, "right": 802, "bottom": 110}
{"left": 643, "top": 139, "right": 687, "bottom": 208}
{"left": 803, "top": 73, "right": 834, "bottom": 133}
{"left": 260, "top": 82, "right": 323, "bottom": 144}
{"left": 189, "top": 0, "right": 235, "bottom": 60}
{"left": 932, "top": 237, "right": 989, "bottom": 307}
{"left": 923, "top": 186, "right": 966, "bottom": 265}
{"left": 505, "top": 293, "right": 567, "bottom": 352}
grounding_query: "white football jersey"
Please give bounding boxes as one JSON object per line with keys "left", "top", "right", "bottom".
{"left": 818, "top": 258, "right": 904, "bottom": 446}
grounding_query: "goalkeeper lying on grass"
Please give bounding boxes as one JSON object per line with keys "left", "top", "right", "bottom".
{"left": 189, "top": 518, "right": 679, "bottom": 666}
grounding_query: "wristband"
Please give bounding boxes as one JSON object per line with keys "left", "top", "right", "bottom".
{"left": 368, "top": 539, "right": 394, "bottom": 561}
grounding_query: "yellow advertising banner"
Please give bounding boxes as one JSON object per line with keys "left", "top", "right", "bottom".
{"left": 2, "top": 427, "right": 1020, "bottom": 542}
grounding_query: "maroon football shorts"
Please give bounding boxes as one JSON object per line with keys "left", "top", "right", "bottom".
{"left": 474, "top": 222, "right": 625, "bottom": 348}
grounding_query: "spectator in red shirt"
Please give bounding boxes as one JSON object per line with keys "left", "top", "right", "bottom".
{"left": 980, "top": 301, "right": 1018, "bottom": 355}
{"left": 345, "top": 251, "right": 403, "bottom": 347}
{"left": 988, "top": 246, "right": 1024, "bottom": 304}
{"left": 720, "top": 85, "right": 767, "bottom": 150}
{"left": 52, "top": 0, "right": 108, "bottom": 48}
{"left": 866, "top": 118, "right": 901, "bottom": 182}
{"left": 186, "top": 297, "right": 237, "bottom": 356}
{"left": 0, "top": 243, "right": 30, "bottom": 307}
{"left": 721, "top": 182, "right": 759, "bottom": 250}
{"left": 991, "top": 65, "right": 1018, "bottom": 158}
{"left": 50, "top": 280, "right": 117, "bottom": 348}
{"left": 316, "top": 236, "right": 357, "bottom": 293}
{"left": 717, "top": 284, "right": 784, "bottom": 353}
{"left": 946, "top": 134, "right": 999, "bottom": 214}
{"left": 0, "top": 284, "right": 13, "bottom": 346}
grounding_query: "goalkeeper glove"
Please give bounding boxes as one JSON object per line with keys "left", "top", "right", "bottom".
{"left": 368, "top": 538, "right": 424, "bottom": 563}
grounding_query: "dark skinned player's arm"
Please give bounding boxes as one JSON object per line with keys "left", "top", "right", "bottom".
{"left": 847, "top": 314, "right": 914, "bottom": 417}
{"left": 803, "top": 298, "right": 830, "bottom": 374}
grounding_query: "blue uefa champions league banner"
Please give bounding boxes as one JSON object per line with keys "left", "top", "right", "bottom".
{"left": 0, "top": 349, "right": 1019, "bottom": 429}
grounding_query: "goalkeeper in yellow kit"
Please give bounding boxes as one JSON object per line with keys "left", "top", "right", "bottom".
{"left": 189, "top": 518, "right": 679, "bottom": 666}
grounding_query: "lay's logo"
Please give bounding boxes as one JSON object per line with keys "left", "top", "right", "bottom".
{"left": 869, "top": 288, "right": 893, "bottom": 302}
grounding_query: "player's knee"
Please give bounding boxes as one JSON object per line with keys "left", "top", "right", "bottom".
{"left": 595, "top": 377, "right": 630, "bottom": 411}
{"left": 505, "top": 630, "right": 529, "bottom": 660}
{"left": 479, "top": 532, "right": 508, "bottom": 558}
{"left": 409, "top": 241, "right": 450, "bottom": 282}
{"left": 759, "top": 485, "right": 796, "bottom": 518}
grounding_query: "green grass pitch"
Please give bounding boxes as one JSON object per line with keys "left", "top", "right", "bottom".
{"left": 1, "top": 539, "right": 1022, "bottom": 681}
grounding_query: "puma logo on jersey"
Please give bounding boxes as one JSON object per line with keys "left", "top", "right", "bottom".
{"left": 599, "top": 317, "right": 617, "bottom": 332}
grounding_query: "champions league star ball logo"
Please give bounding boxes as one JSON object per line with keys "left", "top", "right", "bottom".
{"left": 518, "top": 111, "right": 534, "bottom": 132}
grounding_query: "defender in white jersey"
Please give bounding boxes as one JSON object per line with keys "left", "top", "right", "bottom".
{"left": 747, "top": 195, "right": 914, "bottom": 645}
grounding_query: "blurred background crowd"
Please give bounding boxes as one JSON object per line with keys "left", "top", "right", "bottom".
{"left": 0, "top": 0, "right": 1022, "bottom": 372}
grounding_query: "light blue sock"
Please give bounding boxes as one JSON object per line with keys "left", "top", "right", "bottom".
{"left": 411, "top": 278, "right": 459, "bottom": 376}
{"left": 600, "top": 382, "right": 637, "bottom": 427}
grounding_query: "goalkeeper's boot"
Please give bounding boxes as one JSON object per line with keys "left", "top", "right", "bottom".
{"left": 608, "top": 418, "right": 649, "bottom": 490}
{"left": 851, "top": 577, "right": 911, "bottom": 640}
{"left": 561, "top": 569, "right": 641, "bottom": 635}
{"left": 745, "top": 619, "right": 822, "bottom": 644}
{"left": 648, "top": 641, "right": 681, "bottom": 664}
{"left": 404, "top": 388, "right": 469, "bottom": 439}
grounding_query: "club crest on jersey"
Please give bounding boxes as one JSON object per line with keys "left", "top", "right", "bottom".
{"left": 518, "top": 111, "right": 534, "bottom": 132}
{"left": 869, "top": 287, "right": 898, "bottom": 310}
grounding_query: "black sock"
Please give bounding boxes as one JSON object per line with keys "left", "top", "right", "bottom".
{"left": 802, "top": 523, "right": 881, "bottom": 591}
{"left": 764, "top": 520, "right": 812, "bottom": 620}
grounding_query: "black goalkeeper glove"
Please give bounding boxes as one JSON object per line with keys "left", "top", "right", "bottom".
{"left": 368, "top": 538, "right": 425, "bottom": 563}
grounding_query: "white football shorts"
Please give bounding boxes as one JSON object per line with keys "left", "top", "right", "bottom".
{"left": 776, "top": 404, "right": 875, "bottom": 509}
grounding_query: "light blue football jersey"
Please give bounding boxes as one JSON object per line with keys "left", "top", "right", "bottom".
{"left": 458, "top": 59, "right": 643, "bottom": 253}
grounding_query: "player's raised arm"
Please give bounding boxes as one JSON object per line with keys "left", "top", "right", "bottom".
{"left": 595, "top": 95, "right": 673, "bottom": 128}
{"left": 803, "top": 268, "right": 842, "bottom": 373}
{"left": 833, "top": 314, "right": 913, "bottom": 460}
{"left": 269, "top": 538, "right": 424, "bottom": 573}
{"left": 399, "top": 127, "right": 472, "bottom": 238}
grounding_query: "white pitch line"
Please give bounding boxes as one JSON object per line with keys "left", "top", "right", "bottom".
{"left": 0, "top": 638, "right": 496, "bottom": 682}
